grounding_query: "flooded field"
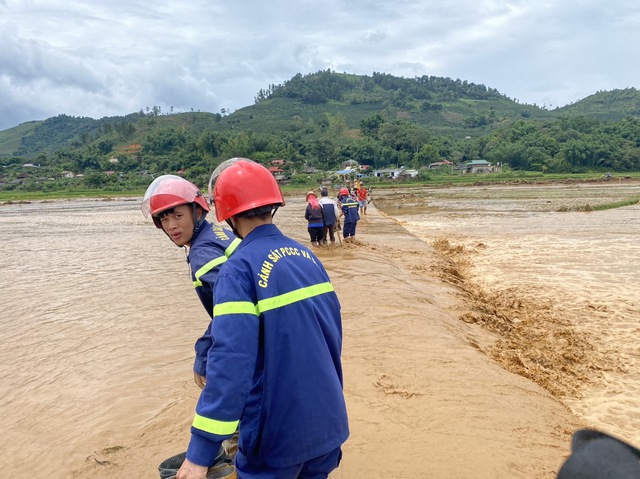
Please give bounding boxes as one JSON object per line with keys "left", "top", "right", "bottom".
{"left": 1, "top": 180, "right": 638, "bottom": 478}
{"left": 375, "top": 181, "right": 640, "bottom": 445}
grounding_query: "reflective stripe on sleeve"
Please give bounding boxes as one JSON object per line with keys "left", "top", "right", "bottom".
{"left": 192, "top": 238, "right": 241, "bottom": 288}
{"left": 192, "top": 413, "right": 239, "bottom": 436}
{"left": 213, "top": 301, "right": 260, "bottom": 317}
{"left": 193, "top": 255, "right": 227, "bottom": 287}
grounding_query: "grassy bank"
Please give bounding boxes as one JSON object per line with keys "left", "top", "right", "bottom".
{"left": 2, "top": 171, "right": 640, "bottom": 203}
{"left": 0, "top": 189, "right": 146, "bottom": 203}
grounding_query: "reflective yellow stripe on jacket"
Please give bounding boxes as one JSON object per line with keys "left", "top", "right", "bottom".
{"left": 192, "top": 413, "right": 239, "bottom": 436}
{"left": 192, "top": 238, "right": 242, "bottom": 287}
{"left": 212, "top": 281, "right": 334, "bottom": 317}
{"left": 258, "top": 282, "right": 334, "bottom": 313}
{"left": 225, "top": 238, "right": 241, "bottom": 257}
{"left": 193, "top": 280, "right": 334, "bottom": 436}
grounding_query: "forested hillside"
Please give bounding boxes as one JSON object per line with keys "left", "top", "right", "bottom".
{"left": 1, "top": 70, "right": 639, "bottom": 195}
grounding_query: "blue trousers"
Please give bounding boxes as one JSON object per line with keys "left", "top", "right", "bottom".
{"left": 235, "top": 447, "right": 342, "bottom": 479}
{"left": 343, "top": 221, "right": 357, "bottom": 238}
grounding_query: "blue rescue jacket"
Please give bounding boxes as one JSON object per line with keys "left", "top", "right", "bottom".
{"left": 341, "top": 196, "right": 360, "bottom": 224}
{"left": 186, "top": 224, "right": 349, "bottom": 468}
{"left": 187, "top": 220, "right": 241, "bottom": 376}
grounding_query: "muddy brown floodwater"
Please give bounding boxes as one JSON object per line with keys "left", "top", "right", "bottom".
{"left": 1, "top": 182, "right": 637, "bottom": 478}
{"left": 374, "top": 181, "right": 640, "bottom": 444}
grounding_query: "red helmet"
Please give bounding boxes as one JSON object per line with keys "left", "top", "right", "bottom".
{"left": 339, "top": 187, "right": 349, "bottom": 196}
{"left": 208, "top": 157, "right": 257, "bottom": 205}
{"left": 142, "top": 175, "right": 209, "bottom": 228}
{"left": 214, "top": 159, "right": 284, "bottom": 222}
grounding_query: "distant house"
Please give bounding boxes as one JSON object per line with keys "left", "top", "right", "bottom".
{"left": 61, "top": 171, "right": 75, "bottom": 178}
{"left": 109, "top": 157, "right": 119, "bottom": 164}
{"left": 275, "top": 175, "right": 289, "bottom": 183}
{"left": 104, "top": 171, "right": 116, "bottom": 176}
{"left": 336, "top": 168, "right": 356, "bottom": 182}
{"left": 462, "top": 160, "right": 501, "bottom": 174}
{"left": 428, "top": 159, "right": 453, "bottom": 169}
{"left": 373, "top": 168, "right": 419, "bottom": 179}
{"left": 301, "top": 166, "right": 318, "bottom": 174}
{"left": 271, "top": 159, "right": 286, "bottom": 166}
{"left": 399, "top": 169, "right": 419, "bottom": 178}
{"left": 373, "top": 168, "right": 399, "bottom": 179}
{"left": 268, "top": 166, "right": 287, "bottom": 182}
{"left": 343, "top": 160, "right": 358, "bottom": 168}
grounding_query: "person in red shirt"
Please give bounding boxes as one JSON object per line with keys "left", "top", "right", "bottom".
{"left": 356, "top": 183, "right": 368, "bottom": 215}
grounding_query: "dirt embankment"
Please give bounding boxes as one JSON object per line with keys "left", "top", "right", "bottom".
{"left": 427, "top": 237, "right": 619, "bottom": 399}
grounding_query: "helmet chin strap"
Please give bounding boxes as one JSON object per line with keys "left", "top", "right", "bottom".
{"left": 226, "top": 218, "right": 242, "bottom": 239}
{"left": 192, "top": 203, "right": 207, "bottom": 237}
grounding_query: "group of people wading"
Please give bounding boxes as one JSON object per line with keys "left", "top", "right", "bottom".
{"left": 304, "top": 182, "right": 368, "bottom": 246}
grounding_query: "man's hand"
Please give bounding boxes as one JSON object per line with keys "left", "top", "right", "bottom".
{"left": 176, "top": 458, "right": 208, "bottom": 479}
{"left": 194, "top": 372, "right": 206, "bottom": 389}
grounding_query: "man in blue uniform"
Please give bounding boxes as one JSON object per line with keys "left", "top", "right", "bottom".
{"left": 142, "top": 175, "right": 240, "bottom": 388}
{"left": 176, "top": 159, "right": 349, "bottom": 479}
{"left": 339, "top": 187, "right": 360, "bottom": 242}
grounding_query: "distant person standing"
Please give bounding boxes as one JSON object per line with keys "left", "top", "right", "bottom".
{"left": 339, "top": 187, "right": 360, "bottom": 242}
{"left": 357, "top": 183, "right": 368, "bottom": 215}
{"left": 353, "top": 178, "right": 361, "bottom": 197}
{"left": 304, "top": 190, "right": 324, "bottom": 247}
{"left": 319, "top": 188, "right": 340, "bottom": 244}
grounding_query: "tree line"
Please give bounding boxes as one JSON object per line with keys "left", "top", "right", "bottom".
{"left": 3, "top": 111, "right": 640, "bottom": 194}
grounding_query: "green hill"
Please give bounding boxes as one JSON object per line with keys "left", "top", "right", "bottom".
{"left": 555, "top": 88, "right": 640, "bottom": 120}
{"left": 1, "top": 70, "right": 640, "bottom": 198}
{"left": 0, "top": 121, "right": 40, "bottom": 157}
{"left": 222, "top": 71, "right": 552, "bottom": 137}
{"left": 0, "top": 71, "right": 552, "bottom": 158}
{"left": 3, "top": 71, "right": 638, "bottom": 160}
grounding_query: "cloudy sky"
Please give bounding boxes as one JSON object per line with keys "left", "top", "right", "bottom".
{"left": 1, "top": 0, "right": 639, "bottom": 131}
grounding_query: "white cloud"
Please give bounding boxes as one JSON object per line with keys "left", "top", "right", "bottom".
{"left": 1, "top": 0, "right": 639, "bottom": 131}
